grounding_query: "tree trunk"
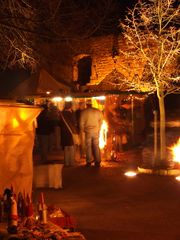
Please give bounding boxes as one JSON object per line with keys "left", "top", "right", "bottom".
{"left": 158, "top": 95, "right": 166, "bottom": 162}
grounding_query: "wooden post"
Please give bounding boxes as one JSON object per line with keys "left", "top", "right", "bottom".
{"left": 131, "top": 96, "right": 134, "bottom": 144}
{"left": 153, "top": 110, "right": 158, "bottom": 166}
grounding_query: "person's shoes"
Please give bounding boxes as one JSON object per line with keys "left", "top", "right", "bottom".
{"left": 94, "top": 162, "right": 101, "bottom": 167}
{"left": 85, "top": 162, "right": 91, "bottom": 167}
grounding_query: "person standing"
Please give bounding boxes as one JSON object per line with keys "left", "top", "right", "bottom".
{"left": 80, "top": 100, "right": 103, "bottom": 167}
{"left": 59, "top": 101, "right": 78, "bottom": 167}
{"left": 36, "top": 104, "right": 53, "bottom": 163}
{"left": 48, "top": 103, "right": 61, "bottom": 151}
{"left": 75, "top": 101, "right": 86, "bottom": 158}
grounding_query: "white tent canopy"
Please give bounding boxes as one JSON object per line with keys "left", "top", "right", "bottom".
{"left": 10, "top": 68, "right": 70, "bottom": 98}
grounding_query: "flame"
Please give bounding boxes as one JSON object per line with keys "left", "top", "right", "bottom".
{"left": 99, "top": 120, "right": 108, "bottom": 149}
{"left": 171, "top": 138, "right": 180, "bottom": 163}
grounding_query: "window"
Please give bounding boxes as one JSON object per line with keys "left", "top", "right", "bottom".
{"left": 77, "top": 56, "right": 92, "bottom": 86}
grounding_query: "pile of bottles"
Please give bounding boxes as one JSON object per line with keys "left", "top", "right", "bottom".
{"left": 0, "top": 187, "right": 47, "bottom": 234}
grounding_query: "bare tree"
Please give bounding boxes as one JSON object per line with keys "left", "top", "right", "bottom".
{"left": 121, "top": 0, "right": 180, "bottom": 164}
{"left": 0, "top": 0, "right": 116, "bottom": 71}
{"left": 0, "top": 0, "right": 36, "bottom": 70}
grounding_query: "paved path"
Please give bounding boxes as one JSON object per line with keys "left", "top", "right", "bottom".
{"left": 33, "top": 148, "right": 180, "bottom": 240}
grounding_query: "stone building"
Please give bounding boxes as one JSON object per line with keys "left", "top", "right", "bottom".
{"left": 41, "top": 33, "right": 145, "bottom": 90}
{"left": 41, "top": 33, "right": 149, "bottom": 156}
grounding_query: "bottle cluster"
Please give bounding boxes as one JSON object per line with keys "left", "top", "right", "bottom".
{"left": 0, "top": 187, "right": 47, "bottom": 235}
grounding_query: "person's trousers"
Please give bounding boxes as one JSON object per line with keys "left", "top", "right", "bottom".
{"left": 85, "top": 132, "right": 101, "bottom": 164}
{"left": 64, "top": 145, "right": 75, "bottom": 166}
{"left": 37, "top": 134, "right": 50, "bottom": 162}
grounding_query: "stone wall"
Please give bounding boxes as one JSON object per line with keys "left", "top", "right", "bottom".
{"left": 42, "top": 33, "right": 144, "bottom": 88}
{"left": 71, "top": 34, "right": 142, "bottom": 86}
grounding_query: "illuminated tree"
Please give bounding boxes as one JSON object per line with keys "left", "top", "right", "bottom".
{"left": 121, "top": 0, "right": 180, "bottom": 164}
{"left": 0, "top": 0, "right": 116, "bottom": 71}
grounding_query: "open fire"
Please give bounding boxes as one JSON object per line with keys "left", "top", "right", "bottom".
{"left": 171, "top": 138, "right": 180, "bottom": 163}
{"left": 99, "top": 120, "right": 108, "bottom": 149}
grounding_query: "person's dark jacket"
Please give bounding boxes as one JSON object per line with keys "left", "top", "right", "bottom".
{"left": 36, "top": 108, "right": 54, "bottom": 135}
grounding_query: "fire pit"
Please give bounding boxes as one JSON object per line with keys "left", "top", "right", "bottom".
{"left": 138, "top": 137, "right": 180, "bottom": 176}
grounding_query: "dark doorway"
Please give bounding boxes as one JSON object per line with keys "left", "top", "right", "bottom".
{"left": 77, "top": 56, "right": 92, "bottom": 86}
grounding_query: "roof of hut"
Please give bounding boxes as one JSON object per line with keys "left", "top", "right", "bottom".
{"left": 88, "top": 69, "right": 131, "bottom": 92}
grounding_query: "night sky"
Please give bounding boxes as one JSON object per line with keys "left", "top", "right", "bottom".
{"left": 97, "top": 0, "right": 137, "bottom": 33}
{"left": 69, "top": 0, "right": 137, "bottom": 35}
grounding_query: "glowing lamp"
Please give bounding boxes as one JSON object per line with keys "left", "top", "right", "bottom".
{"left": 64, "top": 96, "right": 72, "bottom": 102}
{"left": 52, "top": 97, "right": 63, "bottom": 102}
{"left": 175, "top": 176, "right": 180, "bottom": 181}
{"left": 92, "top": 96, "right": 106, "bottom": 100}
{"left": 20, "top": 112, "right": 27, "bottom": 120}
{"left": 12, "top": 118, "right": 19, "bottom": 128}
{"left": 124, "top": 171, "right": 137, "bottom": 177}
